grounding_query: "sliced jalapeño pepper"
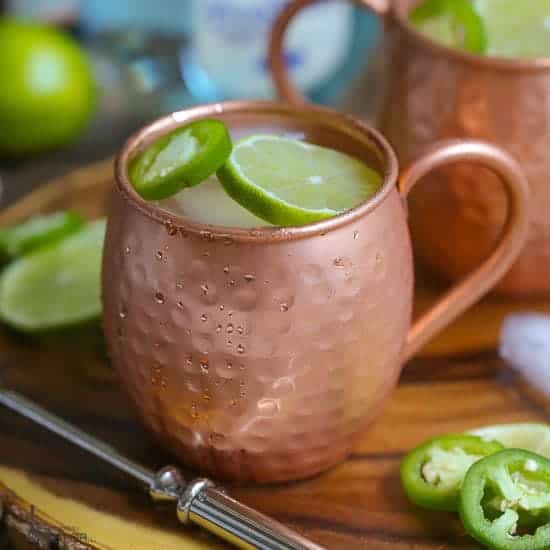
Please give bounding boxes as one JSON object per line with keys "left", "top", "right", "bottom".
{"left": 410, "top": 0, "right": 487, "bottom": 54}
{"left": 401, "top": 434, "right": 503, "bottom": 511}
{"left": 460, "top": 449, "right": 550, "bottom": 550}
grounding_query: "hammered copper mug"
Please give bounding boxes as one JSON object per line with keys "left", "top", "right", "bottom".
{"left": 270, "top": 0, "right": 550, "bottom": 296}
{"left": 103, "top": 100, "right": 529, "bottom": 483}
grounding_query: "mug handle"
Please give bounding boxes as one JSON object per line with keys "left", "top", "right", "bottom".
{"left": 268, "top": 0, "right": 390, "bottom": 104}
{"left": 399, "top": 140, "right": 530, "bottom": 361}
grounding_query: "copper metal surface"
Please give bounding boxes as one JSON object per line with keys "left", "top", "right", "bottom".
{"left": 103, "top": 101, "right": 528, "bottom": 483}
{"left": 269, "top": 0, "right": 550, "bottom": 296}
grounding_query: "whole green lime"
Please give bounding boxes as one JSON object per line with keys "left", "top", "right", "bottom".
{"left": 0, "top": 18, "right": 96, "bottom": 156}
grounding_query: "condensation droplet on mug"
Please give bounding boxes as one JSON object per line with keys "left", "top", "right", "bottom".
{"left": 119, "top": 308, "right": 128, "bottom": 319}
{"left": 200, "top": 313, "right": 208, "bottom": 322}
{"left": 209, "top": 432, "right": 225, "bottom": 445}
{"left": 165, "top": 223, "right": 178, "bottom": 236}
{"left": 203, "top": 251, "right": 210, "bottom": 258}
{"left": 155, "top": 292, "right": 165, "bottom": 304}
{"left": 230, "top": 399, "right": 237, "bottom": 407}
{"left": 237, "top": 326, "right": 244, "bottom": 335}
{"left": 223, "top": 237, "right": 234, "bottom": 246}
{"left": 185, "top": 328, "right": 192, "bottom": 336}
{"left": 280, "top": 302, "right": 289, "bottom": 312}
{"left": 199, "top": 359, "right": 209, "bottom": 373}
{"left": 244, "top": 274, "right": 256, "bottom": 283}
{"left": 219, "top": 304, "right": 225, "bottom": 311}
{"left": 226, "top": 361, "right": 233, "bottom": 369}
{"left": 186, "top": 356, "right": 193, "bottom": 368}
{"left": 176, "top": 281, "right": 184, "bottom": 290}
{"left": 202, "top": 392, "right": 211, "bottom": 401}
{"left": 177, "top": 301, "right": 185, "bottom": 310}
{"left": 237, "top": 344, "right": 245, "bottom": 354}
{"left": 223, "top": 266, "right": 230, "bottom": 274}
{"left": 200, "top": 283, "right": 209, "bottom": 295}
{"left": 226, "top": 324, "right": 234, "bottom": 334}
{"left": 228, "top": 311, "right": 233, "bottom": 317}
{"left": 353, "top": 231, "right": 359, "bottom": 240}
{"left": 216, "top": 324, "right": 222, "bottom": 334}
{"left": 229, "top": 279, "right": 236, "bottom": 287}
{"left": 124, "top": 246, "right": 131, "bottom": 255}
{"left": 153, "top": 342, "right": 161, "bottom": 350}
{"left": 155, "top": 251, "right": 163, "bottom": 261}
{"left": 333, "top": 257, "right": 345, "bottom": 268}
{"left": 190, "top": 403, "right": 199, "bottom": 419}
{"left": 227, "top": 340, "right": 233, "bottom": 347}
{"left": 239, "top": 364, "right": 245, "bottom": 371}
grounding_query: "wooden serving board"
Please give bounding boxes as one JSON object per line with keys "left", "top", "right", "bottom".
{"left": 1, "top": 160, "right": 549, "bottom": 550}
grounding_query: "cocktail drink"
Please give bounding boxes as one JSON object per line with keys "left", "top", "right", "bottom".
{"left": 270, "top": 0, "right": 550, "bottom": 296}
{"left": 102, "top": 101, "right": 528, "bottom": 483}
{"left": 410, "top": 0, "right": 550, "bottom": 59}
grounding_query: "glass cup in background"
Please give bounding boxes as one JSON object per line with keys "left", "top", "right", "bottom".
{"left": 80, "top": 0, "right": 194, "bottom": 120}
{"left": 183, "top": 0, "right": 381, "bottom": 106}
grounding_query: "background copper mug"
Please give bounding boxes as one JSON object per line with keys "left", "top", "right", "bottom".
{"left": 269, "top": 0, "right": 550, "bottom": 296}
{"left": 103, "top": 101, "right": 529, "bottom": 483}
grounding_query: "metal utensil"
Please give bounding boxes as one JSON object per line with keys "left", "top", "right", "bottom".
{"left": 0, "top": 388, "right": 324, "bottom": 550}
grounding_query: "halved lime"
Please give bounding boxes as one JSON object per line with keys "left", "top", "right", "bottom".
{"left": 129, "top": 119, "right": 232, "bottom": 200}
{"left": 0, "top": 211, "right": 84, "bottom": 260}
{"left": 410, "top": 0, "right": 487, "bottom": 54}
{"left": 0, "top": 219, "right": 105, "bottom": 332}
{"left": 469, "top": 423, "right": 550, "bottom": 458}
{"left": 216, "top": 135, "right": 383, "bottom": 226}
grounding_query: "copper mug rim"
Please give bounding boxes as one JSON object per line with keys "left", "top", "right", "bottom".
{"left": 391, "top": 2, "right": 550, "bottom": 72}
{"left": 270, "top": 0, "right": 550, "bottom": 75}
{"left": 114, "top": 100, "right": 400, "bottom": 244}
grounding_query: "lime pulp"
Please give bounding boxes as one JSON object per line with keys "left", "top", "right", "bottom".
{"left": 469, "top": 423, "right": 550, "bottom": 458}
{"left": 217, "top": 134, "right": 383, "bottom": 226}
{"left": 0, "top": 210, "right": 84, "bottom": 260}
{"left": 0, "top": 219, "right": 105, "bottom": 332}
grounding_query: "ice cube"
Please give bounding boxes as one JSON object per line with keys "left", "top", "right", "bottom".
{"left": 499, "top": 314, "right": 550, "bottom": 397}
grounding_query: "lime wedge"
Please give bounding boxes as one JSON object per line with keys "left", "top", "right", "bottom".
{"left": 0, "top": 211, "right": 84, "bottom": 260}
{"left": 129, "top": 119, "right": 232, "bottom": 200}
{"left": 473, "top": 0, "right": 550, "bottom": 59}
{"left": 0, "top": 219, "right": 105, "bottom": 332}
{"left": 216, "top": 135, "right": 383, "bottom": 226}
{"left": 410, "top": 0, "right": 487, "bottom": 54}
{"left": 469, "top": 423, "right": 550, "bottom": 458}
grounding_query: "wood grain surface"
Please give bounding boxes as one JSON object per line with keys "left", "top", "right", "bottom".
{"left": 0, "top": 160, "right": 549, "bottom": 550}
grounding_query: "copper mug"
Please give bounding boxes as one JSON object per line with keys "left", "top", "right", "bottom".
{"left": 270, "top": 0, "right": 550, "bottom": 296}
{"left": 103, "top": 100, "right": 529, "bottom": 483}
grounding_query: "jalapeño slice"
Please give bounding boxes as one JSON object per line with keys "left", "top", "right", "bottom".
{"left": 401, "top": 434, "right": 503, "bottom": 511}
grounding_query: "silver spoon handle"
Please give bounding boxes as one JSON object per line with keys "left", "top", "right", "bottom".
{"left": 0, "top": 388, "right": 324, "bottom": 549}
{"left": 177, "top": 478, "right": 325, "bottom": 550}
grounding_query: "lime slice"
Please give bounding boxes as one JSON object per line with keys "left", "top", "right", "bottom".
{"left": 129, "top": 119, "right": 232, "bottom": 200}
{"left": 473, "top": 0, "right": 550, "bottom": 59}
{"left": 216, "top": 135, "right": 383, "bottom": 226}
{"left": 469, "top": 423, "right": 550, "bottom": 458}
{"left": 0, "top": 211, "right": 84, "bottom": 260}
{"left": 0, "top": 219, "right": 105, "bottom": 332}
{"left": 410, "top": 0, "right": 487, "bottom": 54}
